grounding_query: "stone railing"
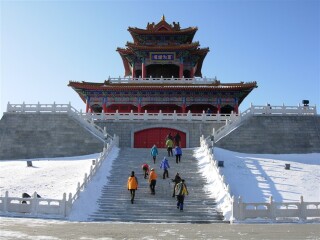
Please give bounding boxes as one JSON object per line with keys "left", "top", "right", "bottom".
{"left": 106, "top": 76, "right": 220, "bottom": 84}
{"left": 0, "top": 192, "right": 70, "bottom": 218}
{"left": 199, "top": 136, "right": 233, "bottom": 220}
{"left": 200, "top": 135, "right": 320, "bottom": 223}
{"left": 6, "top": 102, "right": 113, "bottom": 141}
{"left": 0, "top": 135, "right": 119, "bottom": 219}
{"left": 232, "top": 196, "right": 320, "bottom": 223}
{"left": 69, "top": 136, "right": 118, "bottom": 205}
{"left": 214, "top": 103, "right": 318, "bottom": 142}
{"left": 82, "top": 110, "right": 237, "bottom": 122}
{"left": 6, "top": 102, "right": 237, "bottom": 123}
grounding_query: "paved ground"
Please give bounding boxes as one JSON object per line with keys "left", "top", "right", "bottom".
{"left": 0, "top": 217, "right": 319, "bottom": 240}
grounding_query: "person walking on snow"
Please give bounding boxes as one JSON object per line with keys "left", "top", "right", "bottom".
{"left": 175, "top": 179, "right": 188, "bottom": 211}
{"left": 160, "top": 157, "right": 170, "bottom": 179}
{"left": 165, "top": 138, "right": 174, "bottom": 157}
{"left": 142, "top": 163, "right": 150, "bottom": 179}
{"left": 149, "top": 168, "right": 158, "bottom": 195}
{"left": 150, "top": 144, "right": 158, "bottom": 164}
{"left": 127, "top": 171, "right": 138, "bottom": 204}
{"left": 174, "top": 146, "right": 182, "bottom": 164}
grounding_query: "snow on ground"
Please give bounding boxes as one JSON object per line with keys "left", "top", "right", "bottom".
{"left": 0, "top": 146, "right": 319, "bottom": 222}
{"left": 0, "top": 154, "right": 98, "bottom": 199}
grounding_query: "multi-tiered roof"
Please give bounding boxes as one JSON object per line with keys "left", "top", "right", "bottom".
{"left": 68, "top": 16, "right": 257, "bottom": 114}
{"left": 117, "top": 15, "right": 209, "bottom": 78}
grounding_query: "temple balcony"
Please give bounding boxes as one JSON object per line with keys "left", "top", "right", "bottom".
{"left": 106, "top": 76, "right": 220, "bottom": 85}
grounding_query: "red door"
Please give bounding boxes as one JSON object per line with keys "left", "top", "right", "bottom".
{"left": 134, "top": 128, "right": 186, "bottom": 148}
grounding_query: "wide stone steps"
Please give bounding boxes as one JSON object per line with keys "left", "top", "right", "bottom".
{"left": 88, "top": 148, "right": 225, "bottom": 223}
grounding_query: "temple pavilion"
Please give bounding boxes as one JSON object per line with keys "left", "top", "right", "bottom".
{"left": 68, "top": 16, "right": 257, "bottom": 114}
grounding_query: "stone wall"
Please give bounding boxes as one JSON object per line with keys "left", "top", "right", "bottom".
{"left": 0, "top": 113, "right": 104, "bottom": 160}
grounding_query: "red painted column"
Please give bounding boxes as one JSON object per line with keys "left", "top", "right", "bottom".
{"left": 85, "top": 96, "right": 90, "bottom": 113}
{"left": 132, "top": 63, "right": 136, "bottom": 79}
{"left": 190, "top": 67, "right": 194, "bottom": 78}
{"left": 137, "top": 97, "right": 142, "bottom": 113}
{"left": 182, "top": 104, "right": 186, "bottom": 113}
{"left": 102, "top": 97, "right": 107, "bottom": 113}
{"left": 234, "top": 98, "right": 239, "bottom": 114}
{"left": 142, "top": 60, "right": 146, "bottom": 79}
{"left": 217, "top": 98, "right": 221, "bottom": 113}
{"left": 179, "top": 58, "right": 184, "bottom": 78}
{"left": 182, "top": 97, "right": 186, "bottom": 113}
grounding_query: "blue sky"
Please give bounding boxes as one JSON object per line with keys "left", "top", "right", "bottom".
{"left": 1, "top": 0, "right": 319, "bottom": 117}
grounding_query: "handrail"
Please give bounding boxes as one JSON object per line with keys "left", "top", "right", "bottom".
{"left": 6, "top": 102, "right": 113, "bottom": 141}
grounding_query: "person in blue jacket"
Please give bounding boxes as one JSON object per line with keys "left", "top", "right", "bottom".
{"left": 150, "top": 144, "right": 158, "bottom": 164}
{"left": 174, "top": 146, "right": 182, "bottom": 164}
{"left": 160, "top": 157, "right": 170, "bottom": 179}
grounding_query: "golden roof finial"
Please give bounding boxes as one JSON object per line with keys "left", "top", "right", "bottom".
{"left": 161, "top": 14, "right": 165, "bottom": 21}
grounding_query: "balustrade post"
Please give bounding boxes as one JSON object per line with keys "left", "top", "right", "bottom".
{"left": 31, "top": 192, "right": 38, "bottom": 215}
{"left": 115, "top": 110, "right": 119, "bottom": 121}
{"left": 173, "top": 110, "right": 177, "bottom": 121}
{"left": 129, "top": 110, "right": 133, "bottom": 120}
{"left": 61, "top": 193, "right": 67, "bottom": 217}
{"left": 269, "top": 196, "right": 275, "bottom": 221}
{"left": 37, "top": 102, "right": 40, "bottom": 113}
{"left": 202, "top": 110, "right": 206, "bottom": 122}
{"left": 299, "top": 196, "right": 306, "bottom": 221}
{"left": 4, "top": 191, "right": 8, "bottom": 212}
{"left": 52, "top": 102, "right": 56, "bottom": 113}
{"left": 158, "top": 110, "right": 163, "bottom": 121}
{"left": 231, "top": 195, "right": 238, "bottom": 223}
{"left": 187, "top": 110, "right": 191, "bottom": 121}
{"left": 238, "top": 196, "right": 244, "bottom": 221}
{"left": 143, "top": 110, "right": 148, "bottom": 121}
{"left": 66, "top": 193, "right": 73, "bottom": 216}
{"left": 7, "top": 102, "right": 10, "bottom": 112}
{"left": 21, "top": 102, "right": 25, "bottom": 113}
{"left": 84, "top": 173, "right": 88, "bottom": 188}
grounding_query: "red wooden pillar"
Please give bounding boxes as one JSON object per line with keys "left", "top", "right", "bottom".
{"left": 182, "top": 97, "right": 186, "bottom": 113}
{"left": 190, "top": 67, "right": 194, "bottom": 78}
{"left": 142, "top": 59, "right": 146, "bottom": 79}
{"left": 234, "top": 98, "right": 239, "bottom": 114}
{"left": 179, "top": 58, "right": 184, "bottom": 78}
{"left": 137, "top": 97, "right": 142, "bottom": 113}
{"left": 217, "top": 98, "right": 221, "bottom": 113}
{"left": 85, "top": 96, "right": 90, "bottom": 113}
{"left": 132, "top": 63, "right": 136, "bottom": 79}
{"left": 102, "top": 97, "right": 107, "bottom": 113}
{"left": 182, "top": 104, "right": 186, "bottom": 113}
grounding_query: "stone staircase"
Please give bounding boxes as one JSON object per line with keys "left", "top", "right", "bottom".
{"left": 89, "top": 148, "right": 225, "bottom": 223}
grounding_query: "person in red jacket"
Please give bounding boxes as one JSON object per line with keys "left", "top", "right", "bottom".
{"left": 142, "top": 163, "right": 150, "bottom": 179}
{"left": 127, "top": 171, "right": 138, "bottom": 204}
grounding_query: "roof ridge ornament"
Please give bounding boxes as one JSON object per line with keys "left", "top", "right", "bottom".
{"left": 161, "top": 14, "right": 165, "bottom": 21}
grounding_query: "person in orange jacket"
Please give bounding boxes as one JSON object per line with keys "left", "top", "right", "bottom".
{"left": 149, "top": 168, "right": 158, "bottom": 195}
{"left": 127, "top": 171, "right": 138, "bottom": 204}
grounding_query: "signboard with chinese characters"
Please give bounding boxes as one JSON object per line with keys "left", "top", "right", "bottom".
{"left": 150, "top": 52, "right": 175, "bottom": 63}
